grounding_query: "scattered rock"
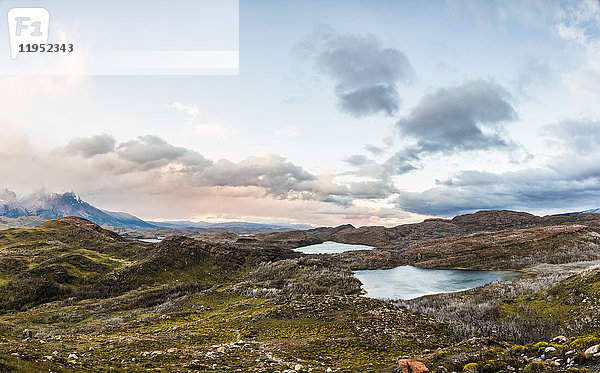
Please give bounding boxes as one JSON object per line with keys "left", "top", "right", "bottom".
{"left": 585, "top": 344, "right": 599, "bottom": 358}
{"left": 399, "top": 359, "right": 430, "bottom": 373}
{"left": 22, "top": 329, "right": 33, "bottom": 339}
{"left": 552, "top": 336, "right": 567, "bottom": 343}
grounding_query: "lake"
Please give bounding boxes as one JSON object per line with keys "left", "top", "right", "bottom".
{"left": 293, "top": 241, "right": 374, "bottom": 254}
{"left": 138, "top": 238, "right": 163, "bottom": 243}
{"left": 354, "top": 265, "right": 521, "bottom": 300}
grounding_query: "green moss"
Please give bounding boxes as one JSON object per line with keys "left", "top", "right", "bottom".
{"left": 463, "top": 362, "right": 479, "bottom": 372}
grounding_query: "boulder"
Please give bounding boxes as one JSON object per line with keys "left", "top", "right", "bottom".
{"left": 584, "top": 344, "right": 599, "bottom": 358}
{"left": 552, "top": 336, "right": 567, "bottom": 343}
{"left": 399, "top": 359, "right": 430, "bottom": 373}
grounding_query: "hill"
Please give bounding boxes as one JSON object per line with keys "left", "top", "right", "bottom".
{"left": 1, "top": 213, "right": 600, "bottom": 372}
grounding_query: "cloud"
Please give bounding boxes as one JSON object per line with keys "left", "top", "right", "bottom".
{"left": 556, "top": 0, "right": 600, "bottom": 97}
{"left": 364, "top": 144, "right": 384, "bottom": 156}
{"left": 396, "top": 80, "right": 517, "bottom": 153}
{"left": 347, "top": 180, "right": 397, "bottom": 199}
{"left": 545, "top": 119, "right": 600, "bottom": 152}
{"left": 63, "top": 134, "right": 116, "bottom": 158}
{"left": 514, "top": 58, "right": 555, "bottom": 95}
{"left": 378, "top": 80, "right": 518, "bottom": 177}
{"left": 299, "top": 25, "right": 414, "bottom": 117}
{"left": 343, "top": 154, "right": 374, "bottom": 167}
{"left": 396, "top": 166, "right": 600, "bottom": 217}
{"left": 197, "top": 154, "right": 319, "bottom": 197}
{"left": 164, "top": 102, "right": 200, "bottom": 119}
{"left": 115, "top": 135, "right": 208, "bottom": 170}
{"left": 395, "top": 117, "right": 600, "bottom": 216}
{"left": 1, "top": 133, "right": 417, "bottom": 226}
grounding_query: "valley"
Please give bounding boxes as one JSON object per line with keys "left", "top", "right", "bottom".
{"left": 0, "top": 211, "right": 599, "bottom": 372}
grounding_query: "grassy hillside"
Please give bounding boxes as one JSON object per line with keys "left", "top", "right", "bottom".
{"left": 1, "top": 216, "right": 600, "bottom": 372}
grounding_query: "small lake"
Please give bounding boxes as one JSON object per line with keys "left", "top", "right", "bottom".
{"left": 138, "top": 238, "right": 163, "bottom": 243}
{"left": 354, "top": 266, "right": 521, "bottom": 300}
{"left": 293, "top": 241, "right": 374, "bottom": 254}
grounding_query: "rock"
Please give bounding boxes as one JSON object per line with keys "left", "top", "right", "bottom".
{"left": 68, "top": 353, "right": 77, "bottom": 359}
{"left": 399, "top": 359, "right": 430, "bottom": 373}
{"left": 294, "top": 364, "right": 304, "bottom": 371}
{"left": 584, "top": 344, "right": 599, "bottom": 358}
{"left": 544, "top": 347, "right": 556, "bottom": 353}
{"left": 167, "top": 348, "right": 179, "bottom": 353}
{"left": 552, "top": 335, "right": 568, "bottom": 343}
{"left": 216, "top": 347, "right": 226, "bottom": 353}
{"left": 22, "top": 329, "right": 33, "bottom": 339}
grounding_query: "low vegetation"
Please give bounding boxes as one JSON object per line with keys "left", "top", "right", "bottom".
{"left": 1, "top": 212, "right": 600, "bottom": 372}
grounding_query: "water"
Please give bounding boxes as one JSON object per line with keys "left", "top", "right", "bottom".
{"left": 354, "top": 265, "right": 520, "bottom": 300}
{"left": 293, "top": 241, "right": 374, "bottom": 254}
{"left": 138, "top": 238, "right": 162, "bottom": 243}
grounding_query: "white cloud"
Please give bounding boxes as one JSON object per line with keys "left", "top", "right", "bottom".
{"left": 164, "top": 102, "right": 200, "bottom": 119}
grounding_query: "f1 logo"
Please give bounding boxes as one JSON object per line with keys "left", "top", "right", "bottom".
{"left": 7, "top": 8, "right": 49, "bottom": 59}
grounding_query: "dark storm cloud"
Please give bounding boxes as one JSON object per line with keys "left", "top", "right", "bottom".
{"left": 300, "top": 25, "right": 414, "bottom": 117}
{"left": 64, "top": 134, "right": 116, "bottom": 158}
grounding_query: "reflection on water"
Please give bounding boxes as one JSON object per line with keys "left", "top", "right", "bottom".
{"left": 293, "top": 241, "right": 374, "bottom": 254}
{"left": 354, "top": 265, "right": 520, "bottom": 300}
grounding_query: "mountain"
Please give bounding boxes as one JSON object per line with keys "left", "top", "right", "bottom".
{"left": 149, "top": 219, "right": 313, "bottom": 230}
{"left": 0, "top": 189, "right": 156, "bottom": 230}
{"left": 0, "top": 189, "right": 313, "bottom": 233}
{"left": 558, "top": 207, "right": 600, "bottom": 215}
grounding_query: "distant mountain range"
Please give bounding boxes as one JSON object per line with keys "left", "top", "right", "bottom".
{"left": 554, "top": 208, "right": 600, "bottom": 216}
{"left": 148, "top": 220, "right": 313, "bottom": 230}
{"left": 0, "top": 189, "right": 156, "bottom": 230}
{"left": 0, "top": 189, "right": 313, "bottom": 231}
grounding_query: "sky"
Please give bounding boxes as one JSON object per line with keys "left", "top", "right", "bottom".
{"left": 2, "top": 0, "right": 600, "bottom": 226}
